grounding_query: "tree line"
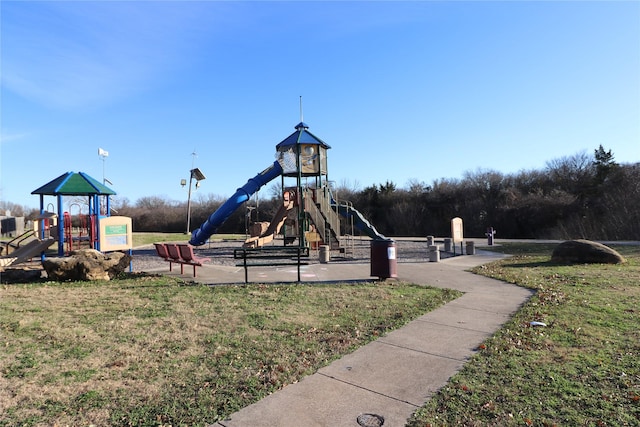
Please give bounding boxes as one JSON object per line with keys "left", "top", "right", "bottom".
{"left": 5, "top": 146, "right": 638, "bottom": 240}
{"left": 343, "top": 146, "right": 639, "bottom": 240}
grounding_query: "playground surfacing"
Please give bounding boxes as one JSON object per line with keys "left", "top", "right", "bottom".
{"left": 133, "top": 237, "right": 457, "bottom": 276}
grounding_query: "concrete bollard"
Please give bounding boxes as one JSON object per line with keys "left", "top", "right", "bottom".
{"left": 465, "top": 241, "right": 475, "bottom": 255}
{"left": 428, "top": 245, "right": 440, "bottom": 262}
{"left": 319, "top": 245, "right": 330, "bottom": 263}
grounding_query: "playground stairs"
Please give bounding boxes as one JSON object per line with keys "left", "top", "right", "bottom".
{"left": 304, "top": 188, "right": 341, "bottom": 250}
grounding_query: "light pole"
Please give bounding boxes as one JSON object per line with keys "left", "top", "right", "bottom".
{"left": 183, "top": 167, "right": 206, "bottom": 234}
{"left": 98, "top": 148, "right": 110, "bottom": 215}
{"left": 245, "top": 205, "right": 256, "bottom": 239}
{"left": 98, "top": 148, "right": 109, "bottom": 184}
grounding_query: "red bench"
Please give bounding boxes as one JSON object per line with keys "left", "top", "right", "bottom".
{"left": 177, "top": 243, "right": 210, "bottom": 277}
{"left": 154, "top": 243, "right": 174, "bottom": 269}
{"left": 154, "top": 243, "right": 209, "bottom": 277}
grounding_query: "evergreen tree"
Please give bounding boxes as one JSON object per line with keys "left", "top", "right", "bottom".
{"left": 593, "top": 145, "right": 618, "bottom": 184}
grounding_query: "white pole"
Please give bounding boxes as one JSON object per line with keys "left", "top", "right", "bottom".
{"left": 186, "top": 172, "right": 193, "bottom": 234}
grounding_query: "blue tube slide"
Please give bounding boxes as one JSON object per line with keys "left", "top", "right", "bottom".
{"left": 189, "top": 161, "right": 283, "bottom": 246}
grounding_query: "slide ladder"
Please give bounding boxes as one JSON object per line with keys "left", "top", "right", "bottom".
{"left": 304, "top": 188, "right": 341, "bottom": 250}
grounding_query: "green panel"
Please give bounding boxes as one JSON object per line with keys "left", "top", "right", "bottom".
{"left": 105, "top": 224, "right": 127, "bottom": 235}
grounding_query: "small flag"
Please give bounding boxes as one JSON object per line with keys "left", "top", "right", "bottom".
{"left": 98, "top": 148, "right": 109, "bottom": 157}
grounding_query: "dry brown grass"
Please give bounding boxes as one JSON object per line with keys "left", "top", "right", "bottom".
{"left": 1, "top": 275, "right": 459, "bottom": 426}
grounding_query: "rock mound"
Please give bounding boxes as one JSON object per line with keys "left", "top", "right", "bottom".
{"left": 42, "top": 249, "right": 132, "bottom": 281}
{"left": 551, "top": 239, "right": 625, "bottom": 264}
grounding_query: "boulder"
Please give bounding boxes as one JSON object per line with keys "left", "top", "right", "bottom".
{"left": 551, "top": 239, "right": 625, "bottom": 264}
{"left": 42, "top": 249, "right": 132, "bottom": 281}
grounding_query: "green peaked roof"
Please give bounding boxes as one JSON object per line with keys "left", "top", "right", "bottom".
{"left": 276, "top": 122, "right": 331, "bottom": 150}
{"left": 32, "top": 172, "right": 116, "bottom": 196}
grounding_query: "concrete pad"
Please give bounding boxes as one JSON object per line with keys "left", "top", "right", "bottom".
{"left": 447, "top": 289, "right": 535, "bottom": 314}
{"left": 318, "top": 341, "right": 465, "bottom": 406}
{"left": 440, "top": 251, "right": 508, "bottom": 268}
{"left": 395, "top": 265, "right": 502, "bottom": 292}
{"left": 415, "top": 302, "right": 512, "bottom": 333}
{"left": 212, "top": 373, "right": 418, "bottom": 427}
{"left": 378, "top": 319, "right": 491, "bottom": 360}
{"left": 309, "top": 263, "right": 372, "bottom": 283}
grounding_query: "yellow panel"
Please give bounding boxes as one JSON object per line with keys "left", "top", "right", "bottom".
{"left": 99, "top": 216, "right": 133, "bottom": 251}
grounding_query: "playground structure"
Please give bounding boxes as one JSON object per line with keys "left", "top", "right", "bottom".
{"left": 189, "top": 122, "right": 390, "bottom": 258}
{"left": 243, "top": 188, "right": 296, "bottom": 248}
{"left": 62, "top": 204, "right": 96, "bottom": 252}
{"left": 1, "top": 172, "right": 133, "bottom": 270}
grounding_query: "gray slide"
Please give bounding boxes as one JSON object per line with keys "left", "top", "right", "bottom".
{"left": 0, "top": 238, "right": 55, "bottom": 267}
{"left": 336, "top": 204, "right": 388, "bottom": 241}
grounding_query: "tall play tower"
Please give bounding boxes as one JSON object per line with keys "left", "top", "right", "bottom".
{"left": 189, "top": 120, "right": 386, "bottom": 249}
{"left": 275, "top": 121, "right": 340, "bottom": 249}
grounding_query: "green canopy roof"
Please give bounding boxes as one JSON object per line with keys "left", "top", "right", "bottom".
{"left": 31, "top": 172, "right": 116, "bottom": 196}
{"left": 276, "top": 122, "right": 331, "bottom": 150}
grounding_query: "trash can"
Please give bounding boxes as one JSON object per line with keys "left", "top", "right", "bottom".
{"left": 465, "top": 241, "right": 475, "bottom": 255}
{"left": 319, "top": 245, "right": 330, "bottom": 264}
{"left": 370, "top": 239, "right": 397, "bottom": 279}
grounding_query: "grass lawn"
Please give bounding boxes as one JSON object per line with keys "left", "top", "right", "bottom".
{"left": 132, "top": 232, "right": 245, "bottom": 247}
{"left": 0, "top": 276, "right": 460, "bottom": 426}
{"left": 408, "top": 243, "right": 640, "bottom": 427}
{"left": 1, "top": 241, "right": 638, "bottom": 426}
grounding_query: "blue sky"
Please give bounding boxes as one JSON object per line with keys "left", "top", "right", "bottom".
{"left": 1, "top": 1, "right": 639, "bottom": 211}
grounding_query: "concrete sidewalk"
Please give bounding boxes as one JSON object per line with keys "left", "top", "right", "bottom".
{"left": 146, "top": 250, "right": 533, "bottom": 427}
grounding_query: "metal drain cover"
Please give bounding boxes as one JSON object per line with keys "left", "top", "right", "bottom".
{"left": 357, "top": 413, "right": 384, "bottom": 427}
